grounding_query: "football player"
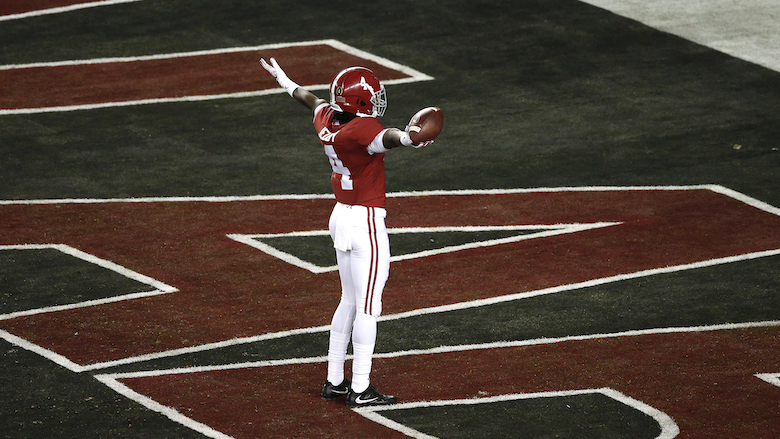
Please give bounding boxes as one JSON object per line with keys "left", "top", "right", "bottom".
{"left": 260, "top": 57, "right": 430, "bottom": 407}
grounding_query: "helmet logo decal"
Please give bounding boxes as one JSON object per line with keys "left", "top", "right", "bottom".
{"left": 358, "top": 76, "right": 375, "bottom": 94}
{"left": 335, "top": 85, "right": 343, "bottom": 96}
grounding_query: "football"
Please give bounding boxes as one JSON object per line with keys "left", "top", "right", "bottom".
{"left": 407, "top": 107, "right": 444, "bottom": 144}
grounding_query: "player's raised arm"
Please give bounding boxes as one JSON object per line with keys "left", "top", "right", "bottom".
{"left": 260, "top": 57, "right": 326, "bottom": 111}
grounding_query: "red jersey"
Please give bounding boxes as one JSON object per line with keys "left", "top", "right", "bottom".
{"left": 313, "top": 104, "right": 387, "bottom": 208}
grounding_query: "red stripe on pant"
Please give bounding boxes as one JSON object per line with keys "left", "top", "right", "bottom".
{"left": 365, "top": 207, "right": 379, "bottom": 315}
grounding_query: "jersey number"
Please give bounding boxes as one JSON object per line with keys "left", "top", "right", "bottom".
{"left": 323, "top": 144, "right": 353, "bottom": 190}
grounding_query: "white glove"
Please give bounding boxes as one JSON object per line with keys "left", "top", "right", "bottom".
{"left": 260, "top": 57, "right": 299, "bottom": 97}
{"left": 400, "top": 130, "right": 434, "bottom": 148}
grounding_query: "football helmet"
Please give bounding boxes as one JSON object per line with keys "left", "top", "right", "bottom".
{"left": 329, "top": 67, "right": 387, "bottom": 117}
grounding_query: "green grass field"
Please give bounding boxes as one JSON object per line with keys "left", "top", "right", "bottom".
{"left": 1, "top": 1, "right": 779, "bottom": 438}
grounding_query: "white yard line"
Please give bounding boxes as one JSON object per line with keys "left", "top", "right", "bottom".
{"left": 0, "top": 0, "right": 144, "bottom": 22}
{"left": 0, "top": 39, "right": 432, "bottom": 115}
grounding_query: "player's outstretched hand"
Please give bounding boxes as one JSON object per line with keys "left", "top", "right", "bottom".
{"left": 399, "top": 131, "right": 434, "bottom": 149}
{"left": 259, "top": 57, "right": 298, "bottom": 96}
{"left": 259, "top": 57, "right": 278, "bottom": 77}
{"left": 410, "top": 138, "right": 434, "bottom": 149}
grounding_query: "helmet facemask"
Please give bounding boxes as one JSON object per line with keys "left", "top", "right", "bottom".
{"left": 370, "top": 85, "right": 387, "bottom": 117}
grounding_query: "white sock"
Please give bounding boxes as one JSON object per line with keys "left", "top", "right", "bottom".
{"left": 351, "top": 313, "right": 377, "bottom": 393}
{"left": 327, "top": 330, "right": 351, "bottom": 385}
{"left": 326, "top": 296, "right": 356, "bottom": 385}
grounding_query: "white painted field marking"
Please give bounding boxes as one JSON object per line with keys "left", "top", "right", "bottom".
{"left": 0, "top": 192, "right": 335, "bottom": 206}
{"left": 79, "top": 325, "right": 331, "bottom": 372}
{"left": 755, "top": 373, "right": 780, "bottom": 388}
{"left": 84, "top": 320, "right": 776, "bottom": 439}
{"left": 379, "top": 247, "right": 780, "bottom": 322}
{"left": 227, "top": 223, "right": 622, "bottom": 274}
{"left": 0, "top": 243, "right": 177, "bottom": 321}
{"left": 0, "top": 243, "right": 178, "bottom": 372}
{"left": 0, "top": 39, "right": 432, "bottom": 115}
{"left": 2, "top": 184, "right": 777, "bottom": 216}
{"left": 3, "top": 184, "right": 777, "bottom": 372}
{"left": 84, "top": 320, "right": 776, "bottom": 438}
{"left": 356, "top": 388, "right": 680, "bottom": 439}
{"left": 77, "top": 243, "right": 780, "bottom": 371}
{"left": 94, "top": 319, "right": 780, "bottom": 379}
{"left": 0, "top": 329, "right": 86, "bottom": 372}
{"left": 0, "top": 0, "right": 144, "bottom": 22}
{"left": 94, "top": 374, "right": 236, "bottom": 439}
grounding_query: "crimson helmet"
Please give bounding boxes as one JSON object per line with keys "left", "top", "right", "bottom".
{"left": 329, "top": 67, "right": 387, "bottom": 117}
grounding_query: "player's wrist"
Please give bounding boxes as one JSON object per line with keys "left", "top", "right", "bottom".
{"left": 277, "top": 75, "right": 299, "bottom": 97}
{"left": 399, "top": 131, "right": 414, "bottom": 147}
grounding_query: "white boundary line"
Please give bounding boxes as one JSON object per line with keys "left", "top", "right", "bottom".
{"left": 0, "top": 192, "right": 335, "bottom": 206}
{"left": 73, "top": 247, "right": 780, "bottom": 371}
{"left": 1, "top": 184, "right": 776, "bottom": 438}
{"left": 0, "top": 39, "right": 433, "bottom": 115}
{"left": 0, "top": 289, "right": 171, "bottom": 321}
{"left": 0, "top": 244, "right": 176, "bottom": 292}
{"left": 93, "top": 374, "right": 236, "bottom": 439}
{"left": 80, "top": 326, "right": 331, "bottom": 372}
{"left": 227, "top": 232, "right": 331, "bottom": 274}
{"left": 2, "top": 185, "right": 778, "bottom": 372}
{"left": 84, "top": 320, "right": 777, "bottom": 439}
{"left": 0, "top": 243, "right": 178, "bottom": 373}
{"left": 355, "top": 388, "right": 680, "bottom": 439}
{"left": 1, "top": 184, "right": 778, "bottom": 217}
{"left": 94, "top": 319, "right": 780, "bottom": 380}
{"left": 0, "top": 328, "right": 86, "bottom": 372}
{"left": 0, "top": 0, "right": 144, "bottom": 22}
{"left": 0, "top": 184, "right": 737, "bottom": 203}
{"left": 755, "top": 373, "right": 780, "bottom": 387}
{"left": 227, "top": 222, "right": 622, "bottom": 274}
{"left": 380, "top": 247, "right": 780, "bottom": 322}
{"left": 0, "top": 244, "right": 177, "bottom": 321}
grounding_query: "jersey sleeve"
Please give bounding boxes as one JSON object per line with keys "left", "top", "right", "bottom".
{"left": 367, "top": 129, "right": 390, "bottom": 155}
{"left": 313, "top": 102, "right": 330, "bottom": 121}
{"left": 351, "top": 117, "right": 386, "bottom": 145}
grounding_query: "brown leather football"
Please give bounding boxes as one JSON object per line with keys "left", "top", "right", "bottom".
{"left": 407, "top": 107, "right": 443, "bottom": 144}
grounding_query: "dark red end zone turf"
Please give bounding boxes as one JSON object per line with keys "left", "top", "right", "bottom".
{"left": 116, "top": 327, "right": 780, "bottom": 439}
{"left": 0, "top": 189, "right": 778, "bottom": 367}
{"left": 0, "top": 44, "right": 413, "bottom": 110}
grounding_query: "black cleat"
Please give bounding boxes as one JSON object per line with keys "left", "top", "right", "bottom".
{"left": 321, "top": 379, "right": 351, "bottom": 400}
{"left": 346, "top": 384, "right": 397, "bottom": 408}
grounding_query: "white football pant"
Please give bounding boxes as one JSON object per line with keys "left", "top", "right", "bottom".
{"left": 327, "top": 202, "right": 390, "bottom": 393}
